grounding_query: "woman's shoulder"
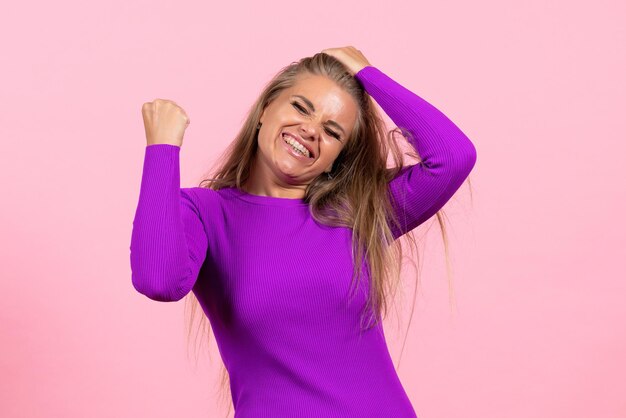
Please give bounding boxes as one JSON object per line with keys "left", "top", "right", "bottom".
{"left": 181, "top": 185, "right": 242, "bottom": 209}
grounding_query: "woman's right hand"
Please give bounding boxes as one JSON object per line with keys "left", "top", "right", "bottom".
{"left": 141, "top": 99, "right": 191, "bottom": 147}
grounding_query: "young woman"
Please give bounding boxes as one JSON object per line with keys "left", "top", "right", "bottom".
{"left": 131, "top": 46, "right": 477, "bottom": 417}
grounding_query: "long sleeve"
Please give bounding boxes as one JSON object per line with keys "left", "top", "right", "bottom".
{"left": 129, "top": 144, "right": 209, "bottom": 302}
{"left": 354, "top": 66, "right": 477, "bottom": 240}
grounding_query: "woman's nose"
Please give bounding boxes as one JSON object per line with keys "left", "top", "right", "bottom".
{"left": 299, "top": 123, "right": 318, "bottom": 139}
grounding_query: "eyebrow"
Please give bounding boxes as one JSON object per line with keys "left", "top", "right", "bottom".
{"left": 292, "top": 95, "right": 347, "bottom": 135}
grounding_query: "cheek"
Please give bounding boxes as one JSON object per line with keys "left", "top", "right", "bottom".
{"left": 258, "top": 131, "right": 284, "bottom": 159}
{"left": 321, "top": 141, "right": 343, "bottom": 157}
{"left": 268, "top": 107, "right": 291, "bottom": 125}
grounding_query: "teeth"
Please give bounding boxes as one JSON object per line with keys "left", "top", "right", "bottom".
{"left": 283, "top": 133, "right": 310, "bottom": 157}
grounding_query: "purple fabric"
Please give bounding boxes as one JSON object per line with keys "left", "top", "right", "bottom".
{"left": 130, "top": 65, "right": 477, "bottom": 417}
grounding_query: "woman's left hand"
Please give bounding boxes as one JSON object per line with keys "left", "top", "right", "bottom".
{"left": 320, "top": 46, "right": 372, "bottom": 76}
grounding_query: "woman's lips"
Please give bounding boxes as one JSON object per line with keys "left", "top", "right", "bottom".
{"left": 282, "top": 132, "right": 314, "bottom": 158}
{"left": 281, "top": 134, "right": 314, "bottom": 161}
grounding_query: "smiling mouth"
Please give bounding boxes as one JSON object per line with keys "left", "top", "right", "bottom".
{"left": 282, "top": 133, "right": 314, "bottom": 159}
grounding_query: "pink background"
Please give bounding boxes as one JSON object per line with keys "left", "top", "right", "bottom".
{"left": 1, "top": 0, "right": 624, "bottom": 417}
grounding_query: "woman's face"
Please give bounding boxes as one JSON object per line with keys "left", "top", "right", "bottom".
{"left": 256, "top": 74, "right": 358, "bottom": 187}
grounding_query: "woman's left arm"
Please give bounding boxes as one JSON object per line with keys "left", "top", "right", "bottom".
{"left": 354, "top": 66, "right": 478, "bottom": 240}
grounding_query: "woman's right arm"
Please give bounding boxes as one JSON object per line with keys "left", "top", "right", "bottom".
{"left": 130, "top": 100, "right": 207, "bottom": 301}
{"left": 130, "top": 89, "right": 208, "bottom": 302}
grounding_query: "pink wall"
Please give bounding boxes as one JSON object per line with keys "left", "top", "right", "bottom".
{"left": 1, "top": 0, "right": 624, "bottom": 417}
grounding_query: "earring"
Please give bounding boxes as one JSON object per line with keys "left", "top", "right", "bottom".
{"left": 326, "top": 171, "right": 333, "bottom": 180}
{"left": 257, "top": 123, "right": 261, "bottom": 130}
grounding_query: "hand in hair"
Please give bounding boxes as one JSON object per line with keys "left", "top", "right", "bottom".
{"left": 141, "top": 99, "right": 191, "bottom": 147}
{"left": 320, "top": 46, "right": 372, "bottom": 76}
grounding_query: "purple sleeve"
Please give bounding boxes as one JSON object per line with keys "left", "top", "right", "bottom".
{"left": 129, "top": 144, "right": 209, "bottom": 302}
{"left": 354, "top": 66, "right": 477, "bottom": 239}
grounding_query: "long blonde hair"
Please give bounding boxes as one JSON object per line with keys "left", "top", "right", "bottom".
{"left": 183, "top": 52, "right": 474, "bottom": 416}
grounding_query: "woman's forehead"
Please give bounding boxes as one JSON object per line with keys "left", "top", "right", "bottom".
{"left": 286, "top": 75, "right": 357, "bottom": 116}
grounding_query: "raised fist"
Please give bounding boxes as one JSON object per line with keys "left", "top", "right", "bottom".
{"left": 141, "top": 99, "right": 190, "bottom": 147}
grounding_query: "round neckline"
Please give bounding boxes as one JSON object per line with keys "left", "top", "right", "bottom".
{"left": 224, "top": 186, "right": 309, "bottom": 207}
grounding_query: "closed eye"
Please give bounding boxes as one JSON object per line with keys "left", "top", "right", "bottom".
{"left": 291, "top": 101, "right": 342, "bottom": 141}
